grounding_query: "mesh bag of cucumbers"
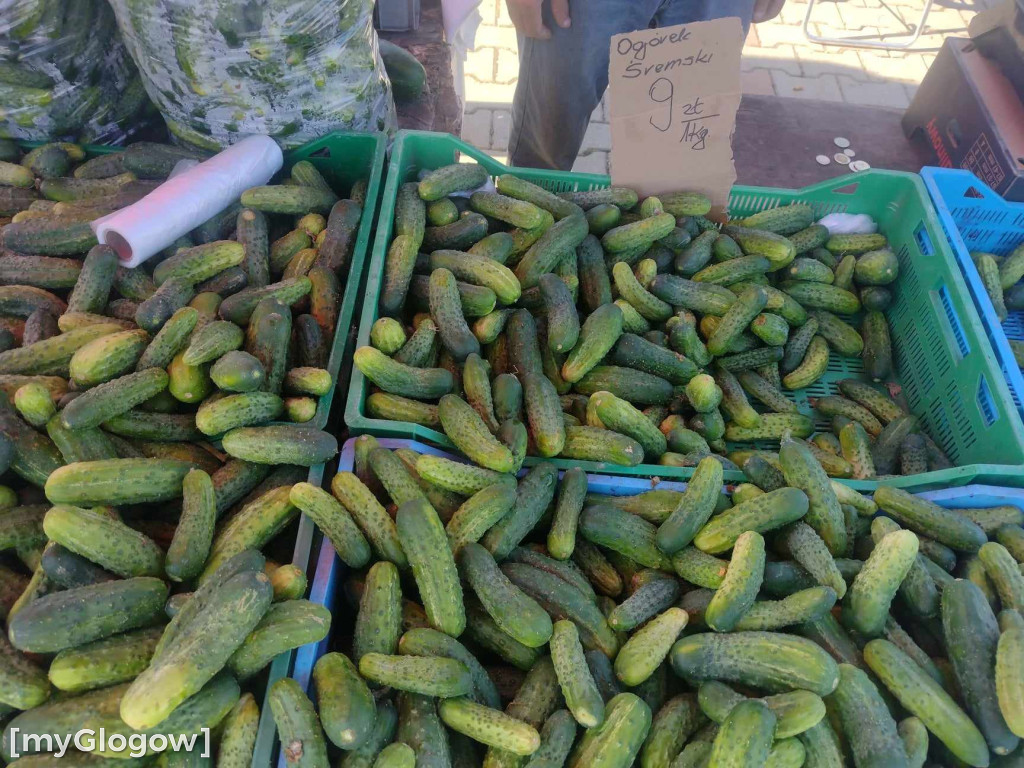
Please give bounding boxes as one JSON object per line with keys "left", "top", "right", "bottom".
{"left": 355, "top": 163, "right": 953, "bottom": 480}
{"left": 0, "top": 145, "right": 382, "bottom": 762}
{"left": 0, "top": 0, "right": 154, "bottom": 144}
{"left": 253, "top": 433, "right": 1024, "bottom": 768}
{"left": 107, "top": 0, "right": 396, "bottom": 151}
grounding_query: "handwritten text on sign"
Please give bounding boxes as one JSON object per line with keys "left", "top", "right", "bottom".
{"left": 608, "top": 18, "right": 743, "bottom": 214}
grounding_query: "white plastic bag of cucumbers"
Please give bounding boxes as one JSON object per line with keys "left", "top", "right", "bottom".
{"left": 107, "top": 0, "right": 396, "bottom": 151}
{"left": 0, "top": 0, "right": 154, "bottom": 144}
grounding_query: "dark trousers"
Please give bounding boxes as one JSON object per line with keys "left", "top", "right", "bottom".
{"left": 509, "top": 0, "right": 755, "bottom": 170}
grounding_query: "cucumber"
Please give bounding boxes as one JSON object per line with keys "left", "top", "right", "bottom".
{"left": 399, "top": 628, "right": 500, "bottom": 709}
{"left": 0, "top": 630, "right": 50, "bottom": 709}
{"left": 705, "top": 531, "right": 765, "bottom": 632}
{"left": 440, "top": 697, "right": 541, "bottom": 756}
{"left": 614, "top": 607, "right": 689, "bottom": 687}
{"left": 547, "top": 466, "right": 587, "bottom": 560}
{"left": 43, "top": 504, "right": 163, "bottom": 578}
{"left": 269, "top": 678, "right": 329, "bottom": 768}
{"left": 562, "top": 304, "right": 624, "bottom": 383}
{"left": 980, "top": 542, "right": 1024, "bottom": 612}
{"left": 420, "top": 164, "right": 488, "bottom": 202}
{"left": 329, "top": 473, "right": 405, "bottom": 569}
{"left": 217, "top": 693, "right": 260, "bottom": 768}
{"left": 397, "top": 497, "right": 465, "bottom": 637}
{"left": 779, "top": 436, "right": 846, "bottom": 556}
{"left": 45, "top": 458, "right": 193, "bottom": 506}
{"left": 670, "top": 631, "right": 840, "bottom": 696}
{"left": 831, "top": 663, "right": 907, "bottom": 768}
{"left": 481, "top": 462, "right": 559, "bottom": 560}
{"left": 359, "top": 653, "right": 472, "bottom": 697}
{"left": 567, "top": 693, "right": 651, "bottom": 768}
{"left": 846, "top": 529, "right": 918, "bottom": 636}
{"left": 706, "top": 701, "right": 776, "bottom": 768}
{"left": 547, "top": 619, "right": 604, "bottom": 729}
{"left": 120, "top": 569, "right": 272, "bottom": 729}
{"left": 693, "top": 487, "right": 809, "bottom": 554}
{"left": 524, "top": 710, "right": 576, "bottom": 768}
{"left": 459, "top": 542, "right": 552, "bottom": 648}
{"left": 313, "top": 652, "right": 376, "bottom": 750}
{"left": 996, "top": 628, "right": 1024, "bottom": 740}
{"left": 61, "top": 368, "right": 169, "bottom": 430}
{"left": 48, "top": 626, "right": 162, "bottom": 694}
{"left": 579, "top": 504, "right": 670, "bottom": 570}
{"left": 874, "top": 486, "right": 987, "bottom": 552}
{"left": 864, "top": 639, "right": 989, "bottom": 767}
{"left": 8, "top": 577, "right": 168, "bottom": 654}
{"left": 439, "top": 394, "right": 515, "bottom": 472}
{"left": 942, "top": 579, "right": 1018, "bottom": 754}
{"left": 290, "top": 482, "right": 370, "bottom": 568}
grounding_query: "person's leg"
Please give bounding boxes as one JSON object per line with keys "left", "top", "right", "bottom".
{"left": 653, "top": 0, "right": 756, "bottom": 35}
{"left": 509, "top": 0, "right": 656, "bottom": 170}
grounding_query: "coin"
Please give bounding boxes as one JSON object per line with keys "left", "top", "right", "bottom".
{"left": 850, "top": 160, "right": 871, "bottom": 171}
{"left": 834, "top": 137, "right": 851, "bottom": 148}
{"left": 834, "top": 153, "right": 851, "bottom": 165}
{"left": 815, "top": 155, "right": 831, "bottom": 166}
{"left": 843, "top": 148, "right": 856, "bottom": 157}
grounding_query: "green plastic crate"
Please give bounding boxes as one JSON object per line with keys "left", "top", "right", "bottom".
{"left": 18, "top": 133, "right": 386, "bottom": 768}
{"left": 344, "top": 129, "right": 1024, "bottom": 492}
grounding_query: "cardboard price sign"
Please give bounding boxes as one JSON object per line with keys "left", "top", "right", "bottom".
{"left": 608, "top": 17, "right": 744, "bottom": 216}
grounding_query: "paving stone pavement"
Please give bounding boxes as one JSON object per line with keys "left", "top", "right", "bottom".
{"left": 461, "top": 0, "right": 997, "bottom": 173}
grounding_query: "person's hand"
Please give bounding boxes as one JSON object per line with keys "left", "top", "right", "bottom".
{"left": 752, "top": 0, "right": 785, "bottom": 22}
{"left": 505, "top": 0, "right": 570, "bottom": 39}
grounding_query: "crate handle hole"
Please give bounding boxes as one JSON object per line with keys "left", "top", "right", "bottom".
{"left": 914, "top": 223, "right": 934, "bottom": 257}
{"left": 977, "top": 375, "right": 997, "bottom": 427}
{"left": 964, "top": 185, "right": 984, "bottom": 199}
{"left": 309, "top": 147, "right": 331, "bottom": 158}
{"left": 832, "top": 183, "right": 859, "bottom": 195}
{"left": 938, "top": 285, "right": 970, "bottom": 360}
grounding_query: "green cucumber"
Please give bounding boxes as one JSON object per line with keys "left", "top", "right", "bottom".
{"left": 397, "top": 497, "right": 465, "bottom": 637}
{"left": 864, "top": 639, "right": 989, "bottom": 767}
{"left": 705, "top": 531, "right": 765, "bottom": 632}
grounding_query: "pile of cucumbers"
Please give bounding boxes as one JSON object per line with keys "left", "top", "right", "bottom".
{"left": 255, "top": 434, "right": 1024, "bottom": 768}
{"left": 970, "top": 247, "right": 1024, "bottom": 369}
{"left": 0, "top": 141, "right": 377, "bottom": 764}
{"left": 354, "top": 161, "right": 954, "bottom": 480}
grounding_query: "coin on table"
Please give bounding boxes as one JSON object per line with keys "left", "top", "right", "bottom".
{"left": 834, "top": 137, "right": 851, "bottom": 148}
{"left": 849, "top": 160, "right": 871, "bottom": 171}
{"left": 834, "top": 153, "right": 851, "bottom": 165}
{"left": 844, "top": 148, "right": 856, "bottom": 157}
{"left": 815, "top": 155, "right": 831, "bottom": 166}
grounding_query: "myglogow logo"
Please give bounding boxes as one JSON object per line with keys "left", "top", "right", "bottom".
{"left": 7, "top": 728, "right": 211, "bottom": 759}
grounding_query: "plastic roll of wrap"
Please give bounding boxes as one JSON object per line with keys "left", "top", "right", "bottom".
{"left": 94, "top": 135, "right": 283, "bottom": 267}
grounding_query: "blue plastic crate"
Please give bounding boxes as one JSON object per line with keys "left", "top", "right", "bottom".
{"left": 283, "top": 438, "right": 1024, "bottom": 768}
{"left": 920, "top": 167, "right": 1024, "bottom": 423}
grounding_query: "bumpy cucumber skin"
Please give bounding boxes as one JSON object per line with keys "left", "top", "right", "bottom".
{"left": 846, "top": 529, "right": 918, "bottom": 637}
{"left": 864, "top": 639, "right": 990, "bottom": 767}
{"left": 568, "top": 693, "right": 651, "bottom": 768}
{"left": 831, "top": 663, "right": 907, "bottom": 768}
{"left": 671, "top": 631, "right": 840, "bottom": 696}
{"left": 942, "top": 579, "right": 1019, "bottom": 755}
{"left": 705, "top": 531, "right": 765, "bottom": 632}
{"left": 314, "top": 652, "right": 376, "bottom": 750}
{"left": 874, "top": 486, "right": 987, "bottom": 552}
{"left": 397, "top": 498, "right": 465, "bottom": 637}
{"left": 657, "top": 456, "right": 723, "bottom": 554}
{"left": 359, "top": 653, "right": 472, "bottom": 697}
{"left": 779, "top": 436, "right": 846, "bottom": 556}
{"left": 459, "top": 542, "right": 552, "bottom": 648}
{"left": 706, "top": 700, "right": 776, "bottom": 768}
{"left": 549, "top": 619, "right": 606, "bottom": 728}
{"left": 693, "top": 487, "right": 809, "bottom": 555}
{"left": 9, "top": 577, "right": 169, "bottom": 655}
{"left": 562, "top": 303, "right": 624, "bottom": 384}
{"left": 269, "top": 678, "right": 330, "bottom": 768}
{"left": 614, "top": 607, "right": 689, "bottom": 687}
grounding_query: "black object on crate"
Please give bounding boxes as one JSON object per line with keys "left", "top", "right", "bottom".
{"left": 902, "top": 37, "right": 1024, "bottom": 202}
